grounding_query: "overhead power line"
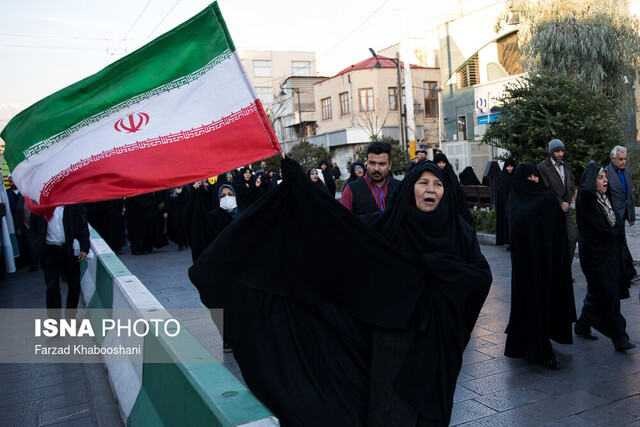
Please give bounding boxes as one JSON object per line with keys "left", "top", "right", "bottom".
{"left": 107, "top": 0, "right": 152, "bottom": 65}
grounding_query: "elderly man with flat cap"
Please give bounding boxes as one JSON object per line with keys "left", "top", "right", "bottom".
{"left": 538, "top": 139, "right": 578, "bottom": 266}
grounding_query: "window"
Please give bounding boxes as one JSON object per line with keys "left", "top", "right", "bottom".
{"left": 455, "top": 54, "right": 479, "bottom": 88}
{"left": 253, "top": 60, "right": 271, "bottom": 77}
{"left": 321, "top": 97, "right": 332, "bottom": 120}
{"left": 423, "top": 82, "right": 438, "bottom": 117}
{"left": 388, "top": 88, "right": 398, "bottom": 111}
{"left": 254, "top": 87, "right": 273, "bottom": 105}
{"left": 359, "top": 88, "right": 374, "bottom": 112}
{"left": 291, "top": 61, "right": 311, "bottom": 76}
{"left": 388, "top": 87, "right": 406, "bottom": 111}
{"left": 339, "top": 92, "right": 350, "bottom": 116}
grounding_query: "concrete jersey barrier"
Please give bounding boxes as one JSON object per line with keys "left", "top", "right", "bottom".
{"left": 80, "top": 227, "right": 278, "bottom": 426}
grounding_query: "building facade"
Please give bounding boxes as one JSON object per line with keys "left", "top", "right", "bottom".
{"left": 238, "top": 49, "right": 317, "bottom": 110}
{"left": 309, "top": 56, "right": 440, "bottom": 175}
{"left": 437, "top": 2, "right": 522, "bottom": 180}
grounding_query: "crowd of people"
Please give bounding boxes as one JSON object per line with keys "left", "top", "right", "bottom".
{"left": 2, "top": 138, "right": 638, "bottom": 425}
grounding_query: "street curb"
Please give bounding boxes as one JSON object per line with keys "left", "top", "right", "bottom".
{"left": 80, "top": 227, "right": 278, "bottom": 426}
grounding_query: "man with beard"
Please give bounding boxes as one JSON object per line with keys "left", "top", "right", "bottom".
{"left": 340, "top": 141, "right": 400, "bottom": 215}
{"left": 538, "top": 139, "right": 577, "bottom": 267}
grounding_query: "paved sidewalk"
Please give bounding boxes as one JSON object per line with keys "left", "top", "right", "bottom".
{"left": 120, "top": 240, "right": 639, "bottom": 425}
{"left": 0, "top": 267, "right": 122, "bottom": 427}
{"left": 1, "top": 235, "right": 638, "bottom": 426}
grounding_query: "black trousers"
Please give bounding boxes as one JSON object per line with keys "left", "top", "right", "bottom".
{"left": 42, "top": 244, "right": 81, "bottom": 309}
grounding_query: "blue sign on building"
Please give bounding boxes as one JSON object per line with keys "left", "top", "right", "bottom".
{"left": 477, "top": 113, "right": 500, "bottom": 125}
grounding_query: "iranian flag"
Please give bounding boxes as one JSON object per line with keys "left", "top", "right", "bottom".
{"left": 0, "top": 2, "right": 281, "bottom": 217}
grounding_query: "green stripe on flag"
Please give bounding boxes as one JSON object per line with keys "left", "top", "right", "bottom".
{"left": 1, "top": 2, "right": 235, "bottom": 170}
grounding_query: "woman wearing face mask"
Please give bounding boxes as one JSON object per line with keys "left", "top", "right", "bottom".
{"left": 574, "top": 162, "right": 636, "bottom": 351}
{"left": 208, "top": 185, "right": 239, "bottom": 239}
{"left": 505, "top": 163, "right": 576, "bottom": 370}
{"left": 204, "top": 184, "right": 239, "bottom": 353}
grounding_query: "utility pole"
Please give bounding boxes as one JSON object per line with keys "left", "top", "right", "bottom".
{"left": 400, "top": 0, "right": 416, "bottom": 156}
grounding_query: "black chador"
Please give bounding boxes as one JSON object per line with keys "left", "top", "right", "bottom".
{"left": 575, "top": 162, "right": 635, "bottom": 350}
{"left": 189, "top": 158, "right": 492, "bottom": 426}
{"left": 504, "top": 163, "right": 576, "bottom": 365}
{"left": 495, "top": 158, "right": 516, "bottom": 246}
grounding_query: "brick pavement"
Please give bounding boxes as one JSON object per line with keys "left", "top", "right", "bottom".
{"left": 1, "top": 234, "right": 638, "bottom": 425}
{"left": 0, "top": 266, "right": 122, "bottom": 427}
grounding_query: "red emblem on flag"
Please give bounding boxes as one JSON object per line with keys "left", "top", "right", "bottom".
{"left": 114, "top": 112, "right": 150, "bottom": 133}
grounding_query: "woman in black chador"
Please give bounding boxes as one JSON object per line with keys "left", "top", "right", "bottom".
{"left": 189, "top": 158, "right": 492, "bottom": 426}
{"left": 495, "top": 158, "right": 516, "bottom": 247}
{"left": 574, "top": 162, "right": 636, "bottom": 351}
{"left": 433, "top": 152, "right": 474, "bottom": 226}
{"left": 232, "top": 167, "right": 262, "bottom": 212}
{"left": 504, "top": 163, "right": 576, "bottom": 370}
{"left": 459, "top": 166, "right": 481, "bottom": 185}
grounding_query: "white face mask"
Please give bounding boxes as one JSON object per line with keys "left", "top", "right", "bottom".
{"left": 219, "top": 195, "right": 237, "bottom": 213}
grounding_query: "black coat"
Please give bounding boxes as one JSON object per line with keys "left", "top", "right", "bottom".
{"left": 505, "top": 163, "right": 576, "bottom": 363}
{"left": 29, "top": 204, "right": 91, "bottom": 264}
{"left": 182, "top": 184, "right": 216, "bottom": 263}
{"left": 86, "top": 199, "right": 125, "bottom": 252}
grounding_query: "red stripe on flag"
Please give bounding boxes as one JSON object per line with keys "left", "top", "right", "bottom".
{"left": 31, "top": 107, "right": 280, "bottom": 216}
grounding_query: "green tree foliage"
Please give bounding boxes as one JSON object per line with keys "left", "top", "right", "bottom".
{"left": 483, "top": 73, "right": 623, "bottom": 177}
{"left": 282, "top": 140, "right": 332, "bottom": 171}
{"left": 499, "top": 0, "right": 640, "bottom": 118}
{"left": 352, "top": 136, "right": 411, "bottom": 175}
{"left": 627, "top": 146, "right": 640, "bottom": 206}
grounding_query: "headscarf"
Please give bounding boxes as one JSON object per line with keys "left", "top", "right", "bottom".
{"left": 498, "top": 158, "right": 516, "bottom": 199}
{"left": 372, "top": 161, "right": 467, "bottom": 260}
{"left": 509, "top": 163, "right": 549, "bottom": 200}
{"left": 576, "top": 161, "right": 634, "bottom": 296}
{"left": 459, "top": 166, "right": 481, "bottom": 185}
{"left": 345, "top": 161, "right": 365, "bottom": 184}
{"left": 217, "top": 184, "right": 239, "bottom": 218}
{"left": 307, "top": 168, "right": 329, "bottom": 194}
{"left": 433, "top": 153, "right": 459, "bottom": 184}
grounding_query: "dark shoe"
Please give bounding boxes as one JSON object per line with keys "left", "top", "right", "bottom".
{"left": 615, "top": 341, "right": 636, "bottom": 352}
{"left": 544, "top": 356, "right": 561, "bottom": 370}
{"left": 223, "top": 342, "right": 233, "bottom": 353}
{"left": 630, "top": 274, "right": 640, "bottom": 284}
{"left": 575, "top": 325, "right": 598, "bottom": 340}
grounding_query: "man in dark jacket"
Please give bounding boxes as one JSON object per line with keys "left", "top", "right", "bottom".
{"left": 340, "top": 141, "right": 401, "bottom": 215}
{"left": 538, "top": 139, "right": 577, "bottom": 264}
{"left": 605, "top": 145, "right": 639, "bottom": 284}
{"left": 606, "top": 146, "right": 635, "bottom": 227}
{"left": 29, "top": 205, "right": 90, "bottom": 316}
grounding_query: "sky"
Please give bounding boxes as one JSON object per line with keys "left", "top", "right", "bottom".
{"left": 0, "top": 0, "right": 479, "bottom": 127}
